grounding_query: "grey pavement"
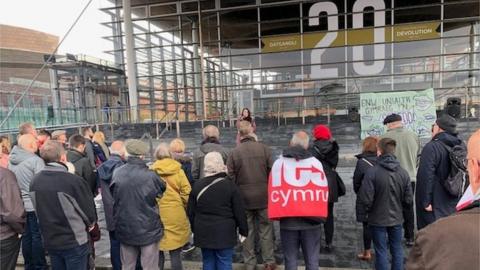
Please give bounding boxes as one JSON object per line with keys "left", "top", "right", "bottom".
{"left": 88, "top": 166, "right": 412, "bottom": 269}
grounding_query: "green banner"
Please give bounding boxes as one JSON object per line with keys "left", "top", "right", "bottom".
{"left": 360, "top": 88, "right": 436, "bottom": 139}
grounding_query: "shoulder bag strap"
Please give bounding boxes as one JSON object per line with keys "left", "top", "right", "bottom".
{"left": 361, "top": 158, "right": 374, "bottom": 167}
{"left": 197, "top": 177, "right": 225, "bottom": 202}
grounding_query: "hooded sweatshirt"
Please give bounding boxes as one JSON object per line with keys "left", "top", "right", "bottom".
{"left": 381, "top": 127, "right": 420, "bottom": 181}
{"left": 8, "top": 145, "right": 45, "bottom": 212}
{"left": 358, "top": 153, "right": 413, "bottom": 227}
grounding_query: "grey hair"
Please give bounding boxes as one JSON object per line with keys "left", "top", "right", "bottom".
{"left": 154, "top": 143, "right": 171, "bottom": 160}
{"left": 290, "top": 131, "right": 310, "bottom": 149}
{"left": 203, "top": 125, "right": 220, "bottom": 139}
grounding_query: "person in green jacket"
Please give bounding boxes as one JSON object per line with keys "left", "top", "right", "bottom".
{"left": 380, "top": 113, "right": 420, "bottom": 247}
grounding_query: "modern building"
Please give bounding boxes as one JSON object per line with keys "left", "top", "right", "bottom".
{"left": 100, "top": 0, "right": 479, "bottom": 124}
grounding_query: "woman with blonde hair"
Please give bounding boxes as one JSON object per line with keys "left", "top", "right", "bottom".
{"left": 151, "top": 143, "right": 191, "bottom": 270}
{"left": 92, "top": 131, "right": 109, "bottom": 165}
{"left": 0, "top": 136, "right": 11, "bottom": 168}
{"left": 169, "top": 138, "right": 193, "bottom": 185}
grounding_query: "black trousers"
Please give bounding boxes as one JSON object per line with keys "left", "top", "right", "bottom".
{"left": 324, "top": 202, "right": 334, "bottom": 245}
{"left": 362, "top": 222, "right": 372, "bottom": 250}
{"left": 0, "top": 234, "right": 21, "bottom": 270}
{"left": 403, "top": 182, "right": 416, "bottom": 240}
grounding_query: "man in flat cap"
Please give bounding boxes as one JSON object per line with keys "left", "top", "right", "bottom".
{"left": 380, "top": 113, "right": 420, "bottom": 246}
{"left": 111, "top": 139, "right": 166, "bottom": 270}
{"left": 416, "top": 114, "right": 463, "bottom": 230}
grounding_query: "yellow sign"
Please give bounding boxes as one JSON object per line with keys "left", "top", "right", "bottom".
{"left": 261, "top": 21, "right": 440, "bottom": 53}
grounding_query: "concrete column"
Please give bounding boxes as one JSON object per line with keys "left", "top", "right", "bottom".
{"left": 123, "top": 0, "right": 138, "bottom": 122}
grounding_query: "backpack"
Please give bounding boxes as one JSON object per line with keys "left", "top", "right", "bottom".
{"left": 438, "top": 140, "right": 469, "bottom": 198}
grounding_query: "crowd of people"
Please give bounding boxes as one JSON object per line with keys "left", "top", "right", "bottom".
{"left": 0, "top": 109, "right": 479, "bottom": 270}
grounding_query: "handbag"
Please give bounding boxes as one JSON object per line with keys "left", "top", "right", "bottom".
{"left": 335, "top": 171, "right": 346, "bottom": 197}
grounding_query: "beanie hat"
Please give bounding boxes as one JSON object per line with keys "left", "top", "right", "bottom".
{"left": 312, "top": 125, "right": 332, "bottom": 141}
{"left": 125, "top": 139, "right": 148, "bottom": 156}
{"left": 383, "top": 113, "right": 402, "bottom": 125}
{"left": 436, "top": 114, "right": 457, "bottom": 134}
{"left": 204, "top": 151, "right": 226, "bottom": 177}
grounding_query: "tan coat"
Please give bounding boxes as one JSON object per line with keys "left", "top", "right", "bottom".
{"left": 151, "top": 158, "right": 191, "bottom": 251}
{"left": 406, "top": 205, "right": 480, "bottom": 270}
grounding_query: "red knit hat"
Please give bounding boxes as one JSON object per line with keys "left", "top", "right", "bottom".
{"left": 312, "top": 124, "right": 332, "bottom": 140}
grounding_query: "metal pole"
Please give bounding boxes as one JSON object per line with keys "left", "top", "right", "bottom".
{"left": 123, "top": 0, "right": 138, "bottom": 123}
{"left": 197, "top": 1, "right": 208, "bottom": 120}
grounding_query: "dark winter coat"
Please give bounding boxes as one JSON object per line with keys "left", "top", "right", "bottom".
{"left": 353, "top": 152, "right": 378, "bottom": 222}
{"left": 187, "top": 172, "right": 248, "bottom": 250}
{"left": 0, "top": 167, "right": 25, "bottom": 240}
{"left": 416, "top": 132, "right": 463, "bottom": 230}
{"left": 97, "top": 154, "right": 125, "bottom": 232}
{"left": 67, "top": 149, "right": 97, "bottom": 195}
{"left": 279, "top": 146, "right": 325, "bottom": 230}
{"left": 172, "top": 152, "right": 194, "bottom": 185}
{"left": 310, "top": 140, "right": 340, "bottom": 202}
{"left": 358, "top": 154, "right": 413, "bottom": 227}
{"left": 192, "top": 139, "right": 229, "bottom": 182}
{"left": 30, "top": 162, "right": 96, "bottom": 250}
{"left": 111, "top": 157, "right": 166, "bottom": 246}
{"left": 227, "top": 136, "right": 273, "bottom": 210}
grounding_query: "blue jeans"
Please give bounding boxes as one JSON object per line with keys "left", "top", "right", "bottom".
{"left": 370, "top": 225, "right": 404, "bottom": 270}
{"left": 280, "top": 228, "right": 321, "bottom": 270}
{"left": 22, "top": 211, "right": 47, "bottom": 270}
{"left": 201, "top": 248, "right": 234, "bottom": 270}
{"left": 49, "top": 243, "right": 90, "bottom": 270}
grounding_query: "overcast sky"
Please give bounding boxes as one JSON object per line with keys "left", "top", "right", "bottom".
{"left": 0, "top": 0, "right": 114, "bottom": 61}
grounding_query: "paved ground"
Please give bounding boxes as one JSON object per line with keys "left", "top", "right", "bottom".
{"left": 89, "top": 166, "right": 412, "bottom": 269}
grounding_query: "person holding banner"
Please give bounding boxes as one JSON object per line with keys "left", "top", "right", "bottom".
{"left": 269, "top": 131, "right": 329, "bottom": 270}
{"left": 358, "top": 138, "right": 413, "bottom": 270}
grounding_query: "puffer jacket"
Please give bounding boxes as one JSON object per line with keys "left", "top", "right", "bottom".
{"left": 151, "top": 158, "right": 191, "bottom": 251}
{"left": 8, "top": 146, "right": 45, "bottom": 212}
{"left": 227, "top": 136, "right": 273, "bottom": 210}
{"left": 353, "top": 152, "right": 377, "bottom": 222}
{"left": 67, "top": 149, "right": 97, "bottom": 195}
{"left": 112, "top": 157, "right": 166, "bottom": 246}
{"left": 310, "top": 140, "right": 340, "bottom": 202}
{"left": 358, "top": 154, "right": 413, "bottom": 227}
{"left": 97, "top": 154, "right": 125, "bottom": 231}
{"left": 192, "top": 138, "right": 229, "bottom": 182}
{"left": 416, "top": 131, "right": 463, "bottom": 230}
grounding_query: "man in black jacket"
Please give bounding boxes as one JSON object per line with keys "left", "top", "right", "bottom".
{"left": 112, "top": 139, "right": 166, "bottom": 270}
{"left": 30, "top": 140, "right": 97, "bottom": 270}
{"left": 416, "top": 114, "right": 463, "bottom": 230}
{"left": 67, "top": 134, "right": 97, "bottom": 195}
{"left": 358, "top": 138, "right": 413, "bottom": 270}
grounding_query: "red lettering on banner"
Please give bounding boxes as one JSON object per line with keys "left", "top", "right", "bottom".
{"left": 268, "top": 157, "right": 329, "bottom": 220}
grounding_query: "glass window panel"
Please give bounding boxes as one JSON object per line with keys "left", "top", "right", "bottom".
{"left": 394, "top": 39, "right": 440, "bottom": 58}
{"left": 261, "top": 19, "right": 300, "bottom": 36}
{"left": 444, "top": 2, "right": 479, "bottom": 19}
{"left": 394, "top": 6, "right": 440, "bottom": 24}
{"left": 262, "top": 51, "right": 301, "bottom": 68}
{"left": 150, "top": 4, "right": 177, "bottom": 16}
{"left": 260, "top": 4, "right": 299, "bottom": 21}
{"left": 221, "top": 0, "right": 255, "bottom": 8}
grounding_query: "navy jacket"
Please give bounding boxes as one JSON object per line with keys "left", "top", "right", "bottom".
{"left": 112, "top": 157, "right": 166, "bottom": 246}
{"left": 416, "top": 131, "right": 463, "bottom": 230}
{"left": 97, "top": 154, "right": 125, "bottom": 231}
{"left": 353, "top": 152, "right": 378, "bottom": 222}
{"left": 358, "top": 154, "right": 413, "bottom": 227}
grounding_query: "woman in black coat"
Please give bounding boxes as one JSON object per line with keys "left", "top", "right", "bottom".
{"left": 187, "top": 152, "right": 248, "bottom": 269}
{"left": 310, "top": 124, "right": 340, "bottom": 252}
{"left": 352, "top": 136, "right": 378, "bottom": 261}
